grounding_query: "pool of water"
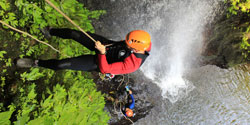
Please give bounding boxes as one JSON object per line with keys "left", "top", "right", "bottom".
{"left": 137, "top": 64, "right": 250, "bottom": 124}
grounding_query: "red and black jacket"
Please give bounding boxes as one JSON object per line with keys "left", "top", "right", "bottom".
{"left": 98, "top": 41, "right": 150, "bottom": 75}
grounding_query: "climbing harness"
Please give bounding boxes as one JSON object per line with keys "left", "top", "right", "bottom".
{"left": 99, "top": 73, "right": 115, "bottom": 81}
{"left": 105, "top": 73, "right": 116, "bottom": 80}
{"left": 98, "top": 73, "right": 129, "bottom": 91}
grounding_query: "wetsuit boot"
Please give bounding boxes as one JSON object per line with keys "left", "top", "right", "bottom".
{"left": 15, "top": 58, "right": 38, "bottom": 68}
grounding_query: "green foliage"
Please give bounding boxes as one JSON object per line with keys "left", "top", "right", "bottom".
{"left": 0, "top": 51, "right": 12, "bottom": 68}
{"left": 0, "top": 105, "right": 15, "bottom": 125}
{"left": 37, "top": 79, "right": 109, "bottom": 124}
{"left": 0, "top": 0, "right": 10, "bottom": 12}
{"left": 0, "top": 0, "right": 17, "bottom": 28}
{"left": 15, "top": 83, "right": 37, "bottom": 124}
{"left": 0, "top": 0, "right": 109, "bottom": 124}
{"left": 0, "top": 51, "right": 7, "bottom": 56}
{"left": 0, "top": 0, "right": 105, "bottom": 57}
{"left": 1, "top": 76, "right": 6, "bottom": 88}
{"left": 0, "top": 111, "right": 12, "bottom": 125}
{"left": 0, "top": 51, "right": 7, "bottom": 60}
{"left": 0, "top": 51, "right": 12, "bottom": 96}
{"left": 226, "top": 0, "right": 250, "bottom": 15}
{"left": 241, "top": 25, "right": 250, "bottom": 59}
{"left": 20, "top": 68, "right": 45, "bottom": 82}
{"left": 3, "top": 72, "right": 109, "bottom": 124}
{"left": 225, "top": 0, "right": 250, "bottom": 59}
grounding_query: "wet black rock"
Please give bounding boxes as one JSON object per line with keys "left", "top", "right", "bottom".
{"left": 92, "top": 71, "right": 161, "bottom": 124}
{"left": 202, "top": 3, "right": 250, "bottom": 68}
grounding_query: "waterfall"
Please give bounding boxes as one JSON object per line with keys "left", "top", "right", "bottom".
{"left": 141, "top": 0, "right": 222, "bottom": 103}
{"left": 82, "top": 0, "right": 223, "bottom": 103}
{"left": 82, "top": 0, "right": 250, "bottom": 123}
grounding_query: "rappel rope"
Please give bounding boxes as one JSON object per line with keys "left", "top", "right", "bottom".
{"left": 0, "top": 0, "right": 97, "bottom": 58}
{"left": 45, "top": 0, "right": 97, "bottom": 43}
{"left": 46, "top": 4, "right": 133, "bottom": 124}
{"left": 45, "top": 2, "right": 135, "bottom": 123}
{"left": 46, "top": 0, "right": 118, "bottom": 78}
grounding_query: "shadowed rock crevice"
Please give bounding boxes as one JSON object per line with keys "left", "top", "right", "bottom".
{"left": 92, "top": 71, "right": 161, "bottom": 124}
{"left": 202, "top": 4, "right": 250, "bottom": 68}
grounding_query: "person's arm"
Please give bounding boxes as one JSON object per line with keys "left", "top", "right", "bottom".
{"left": 95, "top": 41, "right": 142, "bottom": 75}
{"left": 98, "top": 54, "right": 142, "bottom": 75}
{"left": 128, "top": 91, "right": 135, "bottom": 109}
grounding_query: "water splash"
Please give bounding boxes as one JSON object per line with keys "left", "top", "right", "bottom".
{"left": 85, "top": 0, "right": 222, "bottom": 103}
{"left": 141, "top": 0, "right": 221, "bottom": 103}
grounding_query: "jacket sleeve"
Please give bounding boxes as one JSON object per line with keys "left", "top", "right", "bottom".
{"left": 98, "top": 54, "right": 142, "bottom": 75}
{"left": 128, "top": 94, "right": 135, "bottom": 109}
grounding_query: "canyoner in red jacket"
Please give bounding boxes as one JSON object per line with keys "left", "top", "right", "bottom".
{"left": 15, "top": 28, "right": 152, "bottom": 75}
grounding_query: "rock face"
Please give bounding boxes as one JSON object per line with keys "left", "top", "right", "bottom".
{"left": 92, "top": 71, "right": 161, "bottom": 125}
{"left": 202, "top": 5, "right": 250, "bottom": 68}
{"left": 79, "top": 0, "right": 249, "bottom": 124}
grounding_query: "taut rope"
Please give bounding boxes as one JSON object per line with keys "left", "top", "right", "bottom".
{"left": 45, "top": 0, "right": 97, "bottom": 43}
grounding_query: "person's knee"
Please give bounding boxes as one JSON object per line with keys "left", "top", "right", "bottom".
{"left": 57, "top": 62, "right": 72, "bottom": 69}
{"left": 71, "top": 30, "right": 81, "bottom": 39}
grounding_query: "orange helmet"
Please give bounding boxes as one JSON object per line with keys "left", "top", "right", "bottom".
{"left": 126, "top": 109, "right": 134, "bottom": 117}
{"left": 125, "top": 30, "right": 151, "bottom": 51}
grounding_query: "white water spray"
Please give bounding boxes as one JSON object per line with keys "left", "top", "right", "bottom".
{"left": 141, "top": 0, "right": 221, "bottom": 103}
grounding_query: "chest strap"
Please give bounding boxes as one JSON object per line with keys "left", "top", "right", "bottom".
{"left": 133, "top": 51, "right": 149, "bottom": 66}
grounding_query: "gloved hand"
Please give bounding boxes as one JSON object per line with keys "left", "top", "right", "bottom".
{"left": 95, "top": 41, "right": 106, "bottom": 54}
{"left": 125, "top": 85, "right": 130, "bottom": 91}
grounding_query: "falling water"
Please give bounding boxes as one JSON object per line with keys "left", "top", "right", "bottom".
{"left": 141, "top": 0, "right": 222, "bottom": 103}
{"left": 82, "top": 0, "right": 250, "bottom": 124}
{"left": 83, "top": 0, "right": 223, "bottom": 103}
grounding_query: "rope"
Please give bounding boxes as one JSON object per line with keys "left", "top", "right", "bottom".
{"left": 125, "top": 74, "right": 130, "bottom": 86}
{"left": 117, "top": 75, "right": 125, "bottom": 90}
{"left": 113, "top": 101, "right": 121, "bottom": 115}
{"left": 116, "top": 74, "right": 130, "bottom": 90}
{"left": 119, "top": 102, "right": 134, "bottom": 124}
{"left": 45, "top": 0, "right": 97, "bottom": 43}
{"left": 113, "top": 101, "right": 134, "bottom": 124}
{"left": 46, "top": 1, "right": 133, "bottom": 123}
{"left": 0, "top": 20, "right": 69, "bottom": 57}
